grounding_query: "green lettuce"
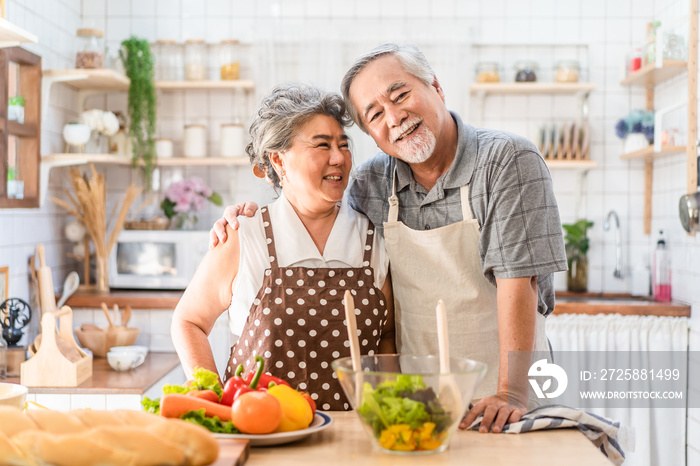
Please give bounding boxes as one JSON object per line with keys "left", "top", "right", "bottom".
{"left": 141, "top": 396, "right": 160, "bottom": 414}
{"left": 180, "top": 409, "right": 239, "bottom": 434}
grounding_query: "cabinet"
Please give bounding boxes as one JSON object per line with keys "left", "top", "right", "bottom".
{"left": 0, "top": 47, "right": 41, "bottom": 208}
{"left": 618, "top": 4, "right": 697, "bottom": 235}
{"left": 39, "top": 68, "right": 255, "bottom": 206}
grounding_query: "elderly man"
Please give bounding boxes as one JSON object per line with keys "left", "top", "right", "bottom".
{"left": 210, "top": 43, "right": 567, "bottom": 433}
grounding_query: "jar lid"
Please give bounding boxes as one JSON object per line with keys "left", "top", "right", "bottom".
{"left": 514, "top": 60, "right": 539, "bottom": 69}
{"left": 475, "top": 61, "right": 499, "bottom": 70}
{"left": 77, "top": 28, "right": 104, "bottom": 38}
{"left": 220, "top": 39, "right": 240, "bottom": 44}
{"left": 185, "top": 39, "right": 206, "bottom": 44}
{"left": 184, "top": 123, "right": 206, "bottom": 128}
{"left": 221, "top": 123, "right": 244, "bottom": 127}
{"left": 556, "top": 60, "right": 580, "bottom": 68}
{"left": 156, "top": 39, "right": 176, "bottom": 44}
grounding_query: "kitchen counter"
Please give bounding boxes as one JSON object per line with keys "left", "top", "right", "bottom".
{"left": 553, "top": 292, "right": 690, "bottom": 317}
{"left": 65, "top": 289, "right": 691, "bottom": 317}
{"left": 243, "top": 412, "right": 610, "bottom": 465}
{"left": 6, "top": 352, "right": 181, "bottom": 394}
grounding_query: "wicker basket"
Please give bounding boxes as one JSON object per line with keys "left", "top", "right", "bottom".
{"left": 124, "top": 217, "right": 170, "bottom": 230}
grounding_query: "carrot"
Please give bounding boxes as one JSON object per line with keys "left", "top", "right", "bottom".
{"left": 187, "top": 389, "right": 220, "bottom": 404}
{"left": 160, "top": 393, "right": 232, "bottom": 422}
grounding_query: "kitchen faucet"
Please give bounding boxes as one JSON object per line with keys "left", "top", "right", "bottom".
{"left": 603, "top": 210, "right": 623, "bottom": 279}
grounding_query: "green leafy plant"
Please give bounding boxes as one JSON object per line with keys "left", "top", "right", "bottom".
{"left": 8, "top": 95, "right": 25, "bottom": 106}
{"left": 120, "top": 37, "right": 156, "bottom": 189}
{"left": 562, "top": 219, "right": 594, "bottom": 267}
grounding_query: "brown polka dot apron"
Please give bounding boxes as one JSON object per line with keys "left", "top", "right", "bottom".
{"left": 223, "top": 206, "right": 389, "bottom": 411}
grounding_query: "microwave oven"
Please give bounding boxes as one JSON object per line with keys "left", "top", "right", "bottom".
{"left": 108, "top": 230, "right": 209, "bottom": 290}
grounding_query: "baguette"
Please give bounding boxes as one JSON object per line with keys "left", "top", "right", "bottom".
{"left": 0, "top": 406, "right": 219, "bottom": 466}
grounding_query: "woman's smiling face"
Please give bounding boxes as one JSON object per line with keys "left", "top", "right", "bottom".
{"left": 271, "top": 114, "right": 352, "bottom": 212}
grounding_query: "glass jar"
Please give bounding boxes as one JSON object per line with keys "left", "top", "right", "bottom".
{"left": 555, "top": 60, "right": 580, "bottom": 83}
{"left": 183, "top": 124, "right": 207, "bottom": 157}
{"left": 662, "top": 33, "right": 686, "bottom": 61}
{"left": 217, "top": 40, "right": 241, "bottom": 80}
{"left": 185, "top": 39, "right": 207, "bottom": 81}
{"left": 475, "top": 62, "right": 500, "bottom": 83}
{"left": 153, "top": 39, "right": 182, "bottom": 81}
{"left": 220, "top": 123, "right": 245, "bottom": 157}
{"left": 76, "top": 28, "right": 104, "bottom": 69}
{"left": 627, "top": 48, "right": 643, "bottom": 75}
{"left": 514, "top": 60, "right": 538, "bottom": 82}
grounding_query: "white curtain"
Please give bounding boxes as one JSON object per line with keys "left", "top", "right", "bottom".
{"left": 546, "top": 313, "right": 689, "bottom": 466}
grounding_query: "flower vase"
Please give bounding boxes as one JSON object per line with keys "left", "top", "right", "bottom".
{"left": 170, "top": 213, "right": 197, "bottom": 230}
{"left": 86, "top": 131, "right": 108, "bottom": 154}
{"left": 623, "top": 133, "right": 649, "bottom": 154}
{"left": 95, "top": 255, "right": 110, "bottom": 293}
{"left": 567, "top": 254, "right": 588, "bottom": 293}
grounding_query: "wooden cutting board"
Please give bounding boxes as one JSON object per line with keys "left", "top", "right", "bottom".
{"left": 212, "top": 439, "right": 250, "bottom": 466}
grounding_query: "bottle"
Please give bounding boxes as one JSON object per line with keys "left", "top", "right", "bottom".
{"left": 631, "top": 255, "right": 651, "bottom": 296}
{"left": 653, "top": 230, "right": 671, "bottom": 301}
{"left": 0, "top": 333, "right": 7, "bottom": 380}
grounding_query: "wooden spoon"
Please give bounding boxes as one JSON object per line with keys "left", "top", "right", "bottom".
{"left": 100, "top": 302, "right": 115, "bottom": 328}
{"left": 343, "top": 290, "right": 363, "bottom": 406}
{"left": 121, "top": 305, "right": 131, "bottom": 327}
{"left": 436, "top": 299, "right": 464, "bottom": 422}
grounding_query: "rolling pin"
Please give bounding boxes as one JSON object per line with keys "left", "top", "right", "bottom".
{"left": 36, "top": 243, "right": 57, "bottom": 315}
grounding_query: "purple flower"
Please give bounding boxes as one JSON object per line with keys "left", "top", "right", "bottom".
{"left": 162, "top": 177, "right": 219, "bottom": 218}
{"left": 615, "top": 119, "right": 628, "bottom": 139}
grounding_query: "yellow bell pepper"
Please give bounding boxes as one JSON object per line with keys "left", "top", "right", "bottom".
{"left": 267, "top": 385, "right": 313, "bottom": 432}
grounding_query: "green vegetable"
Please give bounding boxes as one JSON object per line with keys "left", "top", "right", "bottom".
{"left": 181, "top": 409, "right": 240, "bottom": 434}
{"left": 141, "top": 396, "right": 160, "bottom": 414}
{"left": 357, "top": 375, "right": 452, "bottom": 437}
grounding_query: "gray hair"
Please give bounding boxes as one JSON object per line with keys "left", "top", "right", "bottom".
{"left": 340, "top": 43, "right": 436, "bottom": 133}
{"left": 247, "top": 83, "right": 351, "bottom": 188}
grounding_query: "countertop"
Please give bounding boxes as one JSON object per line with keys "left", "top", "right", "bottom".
{"left": 243, "top": 412, "right": 610, "bottom": 465}
{"left": 65, "top": 289, "right": 691, "bottom": 317}
{"left": 6, "top": 352, "right": 181, "bottom": 394}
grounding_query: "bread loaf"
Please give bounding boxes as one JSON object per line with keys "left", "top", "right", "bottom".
{"left": 0, "top": 407, "right": 219, "bottom": 466}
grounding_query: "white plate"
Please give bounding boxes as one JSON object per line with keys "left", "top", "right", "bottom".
{"left": 213, "top": 411, "right": 333, "bottom": 447}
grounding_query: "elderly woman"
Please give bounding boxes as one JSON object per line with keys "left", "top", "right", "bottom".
{"left": 171, "top": 83, "right": 395, "bottom": 411}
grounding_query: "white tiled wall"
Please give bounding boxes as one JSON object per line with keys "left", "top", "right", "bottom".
{"left": 3, "top": 0, "right": 700, "bottom": 460}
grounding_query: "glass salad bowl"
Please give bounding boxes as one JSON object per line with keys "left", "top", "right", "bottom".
{"left": 332, "top": 354, "right": 487, "bottom": 454}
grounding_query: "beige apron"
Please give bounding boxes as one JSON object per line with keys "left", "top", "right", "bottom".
{"left": 383, "top": 172, "right": 550, "bottom": 406}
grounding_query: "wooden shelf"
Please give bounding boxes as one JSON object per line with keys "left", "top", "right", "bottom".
{"left": 42, "top": 68, "right": 130, "bottom": 91}
{"left": 620, "top": 61, "right": 688, "bottom": 87}
{"left": 470, "top": 82, "right": 596, "bottom": 95}
{"left": 42, "top": 153, "right": 250, "bottom": 167}
{"left": 0, "top": 17, "right": 38, "bottom": 47}
{"left": 544, "top": 159, "right": 597, "bottom": 170}
{"left": 155, "top": 80, "right": 255, "bottom": 91}
{"left": 619, "top": 145, "right": 686, "bottom": 160}
{"left": 7, "top": 120, "right": 38, "bottom": 137}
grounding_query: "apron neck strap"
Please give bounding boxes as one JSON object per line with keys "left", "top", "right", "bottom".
{"left": 387, "top": 167, "right": 399, "bottom": 223}
{"left": 260, "top": 207, "right": 279, "bottom": 269}
{"left": 362, "top": 225, "right": 375, "bottom": 264}
{"left": 460, "top": 184, "right": 474, "bottom": 221}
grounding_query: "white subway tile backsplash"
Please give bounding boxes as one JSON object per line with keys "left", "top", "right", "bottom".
{"left": 131, "top": 0, "right": 156, "bottom": 17}
{"left": 107, "top": 0, "right": 130, "bottom": 16}
{"left": 131, "top": 17, "right": 157, "bottom": 42}
{"left": 106, "top": 17, "right": 132, "bottom": 42}
{"left": 606, "top": 0, "right": 632, "bottom": 19}
{"left": 82, "top": 0, "right": 106, "bottom": 17}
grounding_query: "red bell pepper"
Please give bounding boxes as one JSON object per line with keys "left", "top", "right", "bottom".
{"left": 221, "top": 364, "right": 247, "bottom": 406}
{"left": 243, "top": 362, "right": 290, "bottom": 389}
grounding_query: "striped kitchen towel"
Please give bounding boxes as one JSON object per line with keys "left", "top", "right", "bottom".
{"left": 467, "top": 405, "right": 634, "bottom": 465}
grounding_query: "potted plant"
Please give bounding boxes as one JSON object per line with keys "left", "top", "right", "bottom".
{"left": 7, "top": 95, "right": 25, "bottom": 124}
{"left": 120, "top": 36, "right": 156, "bottom": 189}
{"left": 615, "top": 109, "right": 654, "bottom": 153}
{"left": 562, "top": 219, "right": 594, "bottom": 292}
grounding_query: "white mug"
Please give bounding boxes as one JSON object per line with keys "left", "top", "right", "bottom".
{"left": 107, "top": 351, "right": 146, "bottom": 371}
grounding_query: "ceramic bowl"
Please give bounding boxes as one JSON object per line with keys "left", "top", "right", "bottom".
{"left": 106, "top": 350, "right": 146, "bottom": 371}
{"left": 0, "top": 382, "right": 28, "bottom": 409}
{"left": 110, "top": 345, "right": 148, "bottom": 358}
{"left": 332, "top": 354, "right": 486, "bottom": 454}
{"left": 62, "top": 123, "right": 91, "bottom": 145}
{"left": 74, "top": 326, "right": 140, "bottom": 358}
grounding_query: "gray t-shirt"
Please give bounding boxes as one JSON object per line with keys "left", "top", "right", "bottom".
{"left": 346, "top": 111, "right": 567, "bottom": 316}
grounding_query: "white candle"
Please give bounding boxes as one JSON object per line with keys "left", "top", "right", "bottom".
{"left": 155, "top": 138, "right": 173, "bottom": 158}
{"left": 183, "top": 124, "right": 207, "bottom": 158}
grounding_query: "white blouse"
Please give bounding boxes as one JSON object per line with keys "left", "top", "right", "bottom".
{"left": 227, "top": 193, "right": 389, "bottom": 337}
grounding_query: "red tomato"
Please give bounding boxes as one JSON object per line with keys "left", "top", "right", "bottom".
{"left": 300, "top": 392, "right": 316, "bottom": 417}
{"left": 231, "top": 391, "right": 282, "bottom": 434}
{"left": 187, "top": 389, "right": 220, "bottom": 404}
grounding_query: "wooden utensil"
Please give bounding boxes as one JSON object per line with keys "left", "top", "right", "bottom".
{"left": 436, "top": 299, "right": 464, "bottom": 422}
{"left": 100, "top": 302, "right": 115, "bottom": 328}
{"left": 36, "top": 244, "right": 57, "bottom": 315}
{"left": 343, "top": 290, "right": 363, "bottom": 406}
{"left": 121, "top": 305, "right": 132, "bottom": 327}
{"left": 112, "top": 304, "right": 120, "bottom": 327}
{"left": 56, "top": 271, "right": 80, "bottom": 308}
{"left": 211, "top": 439, "right": 250, "bottom": 466}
